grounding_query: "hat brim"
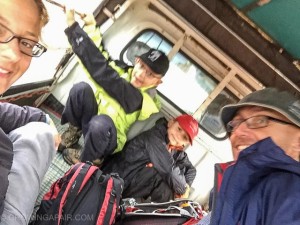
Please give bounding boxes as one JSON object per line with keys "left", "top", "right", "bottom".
{"left": 221, "top": 102, "right": 300, "bottom": 128}
{"left": 126, "top": 42, "right": 150, "bottom": 65}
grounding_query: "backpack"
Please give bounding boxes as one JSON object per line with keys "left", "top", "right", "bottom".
{"left": 30, "top": 162, "right": 124, "bottom": 225}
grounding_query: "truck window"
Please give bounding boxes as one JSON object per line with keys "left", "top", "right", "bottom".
{"left": 121, "top": 29, "right": 237, "bottom": 139}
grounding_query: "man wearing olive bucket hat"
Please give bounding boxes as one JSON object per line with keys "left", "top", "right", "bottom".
{"left": 209, "top": 88, "right": 300, "bottom": 225}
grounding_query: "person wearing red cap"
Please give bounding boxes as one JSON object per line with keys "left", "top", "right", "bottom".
{"left": 101, "top": 114, "right": 199, "bottom": 202}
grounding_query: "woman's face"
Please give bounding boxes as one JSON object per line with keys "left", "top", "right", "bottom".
{"left": 0, "top": 0, "right": 41, "bottom": 94}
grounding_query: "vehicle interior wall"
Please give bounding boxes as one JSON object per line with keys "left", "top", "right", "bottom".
{"left": 50, "top": 0, "right": 235, "bottom": 204}
{"left": 99, "top": 0, "right": 264, "bottom": 98}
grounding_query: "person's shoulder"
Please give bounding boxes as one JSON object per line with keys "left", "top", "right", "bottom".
{"left": 155, "top": 117, "right": 168, "bottom": 125}
{"left": 138, "top": 117, "right": 167, "bottom": 140}
{"left": 144, "top": 117, "right": 167, "bottom": 135}
{"left": 114, "top": 60, "right": 132, "bottom": 71}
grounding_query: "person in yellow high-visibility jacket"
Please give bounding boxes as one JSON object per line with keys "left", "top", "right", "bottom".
{"left": 59, "top": 10, "right": 170, "bottom": 165}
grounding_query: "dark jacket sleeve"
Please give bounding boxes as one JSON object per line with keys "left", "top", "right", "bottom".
{"left": 144, "top": 132, "right": 187, "bottom": 194}
{"left": 64, "top": 22, "right": 143, "bottom": 114}
{"left": 166, "top": 151, "right": 196, "bottom": 195}
{"left": 0, "top": 103, "right": 47, "bottom": 133}
{"left": 174, "top": 151, "right": 196, "bottom": 186}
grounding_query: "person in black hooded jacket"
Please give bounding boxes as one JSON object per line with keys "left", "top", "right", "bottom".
{"left": 102, "top": 114, "right": 199, "bottom": 202}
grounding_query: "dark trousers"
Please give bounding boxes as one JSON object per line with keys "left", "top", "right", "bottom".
{"left": 123, "top": 167, "right": 174, "bottom": 202}
{"left": 61, "top": 82, "right": 117, "bottom": 162}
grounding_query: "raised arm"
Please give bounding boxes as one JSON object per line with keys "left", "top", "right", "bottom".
{"left": 64, "top": 10, "right": 142, "bottom": 113}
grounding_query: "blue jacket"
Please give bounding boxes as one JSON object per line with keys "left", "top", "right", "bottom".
{"left": 210, "top": 137, "right": 300, "bottom": 225}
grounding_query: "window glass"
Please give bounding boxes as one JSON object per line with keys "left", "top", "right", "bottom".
{"left": 200, "top": 91, "right": 237, "bottom": 138}
{"left": 121, "top": 30, "right": 237, "bottom": 138}
{"left": 158, "top": 53, "right": 217, "bottom": 114}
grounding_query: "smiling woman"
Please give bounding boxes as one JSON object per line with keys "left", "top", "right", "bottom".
{"left": 0, "top": 1, "right": 59, "bottom": 225}
{"left": 13, "top": 0, "right": 103, "bottom": 87}
{"left": 0, "top": 0, "right": 46, "bottom": 94}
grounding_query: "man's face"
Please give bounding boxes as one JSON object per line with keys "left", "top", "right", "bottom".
{"left": 130, "top": 58, "right": 163, "bottom": 89}
{"left": 167, "top": 120, "right": 190, "bottom": 149}
{"left": 0, "top": 0, "right": 41, "bottom": 94}
{"left": 229, "top": 106, "right": 300, "bottom": 161}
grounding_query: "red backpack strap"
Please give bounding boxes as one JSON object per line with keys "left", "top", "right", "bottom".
{"left": 97, "top": 173, "right": 124, "bottom": 225}
{"left": 43, "top": 163, "right": 83, "bottom": 201}
{"left": 57, "top": 163, "right": 85, "bottom": 224}
{"left": 78, "top": 165, "right": 99, "bottom": 191}
{"left": 59, "top": 163, "right": 100, "bottom": 220}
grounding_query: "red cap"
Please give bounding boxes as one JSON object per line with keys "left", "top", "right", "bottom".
{"left": 175, "top": 114, "right": 199, "bottom": 145}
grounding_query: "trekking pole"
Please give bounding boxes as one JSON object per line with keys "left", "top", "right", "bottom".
{"left": 45, "top": 0, "right": 86, "bottom": 19}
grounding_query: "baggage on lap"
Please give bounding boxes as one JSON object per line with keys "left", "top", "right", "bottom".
{"left": 30, "top": 162, "right": 124, "bottom": 225}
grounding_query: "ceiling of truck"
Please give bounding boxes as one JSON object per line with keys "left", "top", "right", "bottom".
{"left": 95, "top": 0, "right": 300, "bottom": 94}
{"left": 159, "top": 0, "right": 300, "bottom": 95}
{"left": 230, "top": 0, "right": 300, "bottom": 59}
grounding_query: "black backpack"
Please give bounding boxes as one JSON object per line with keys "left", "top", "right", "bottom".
{"left": 30, "top": 162, "right": 123, "bottom": 225}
